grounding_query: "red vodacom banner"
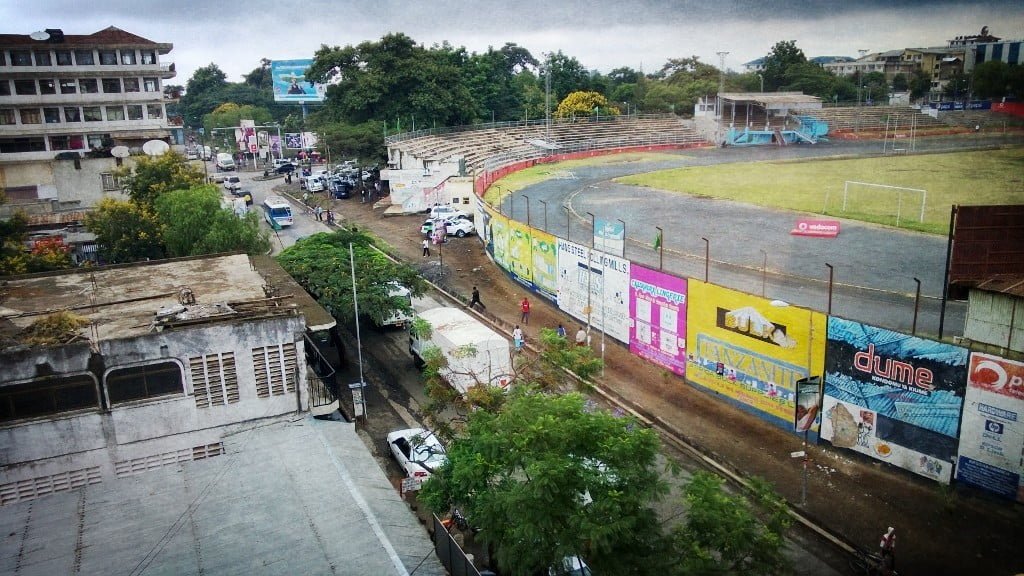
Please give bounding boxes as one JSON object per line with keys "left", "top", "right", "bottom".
{"left": 791, "top": 219, "right": 840, "bottom": 238}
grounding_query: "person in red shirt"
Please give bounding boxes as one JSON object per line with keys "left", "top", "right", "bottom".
{"left": 520, "top": 297, "right": 530, "bottom": 325}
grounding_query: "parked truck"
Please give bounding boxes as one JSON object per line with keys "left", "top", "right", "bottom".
{"left": 409, "top": 307, "right": 512, "bottom": 395}
{"left": 373, "top": 283, "right": 414, "bottom": 329}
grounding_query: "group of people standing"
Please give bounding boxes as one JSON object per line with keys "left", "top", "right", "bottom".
{"left": 464, "top": 290, "right": 589, "bottom": 353}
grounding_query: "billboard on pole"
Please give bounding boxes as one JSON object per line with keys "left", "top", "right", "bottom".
{"left": 271, "top": 59, "right": 326, "bottom": 103}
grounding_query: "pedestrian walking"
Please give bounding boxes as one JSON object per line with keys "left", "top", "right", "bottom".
{"left": 556, "top": 323, "right": 566, "bottom": 338}
{"left": 520, "top": 297, "right": 530, "bottom": 325}
{"left": 314, "top": 205, "right": 323, "bottom": 221}
{"left": 422, "top": 238, "right": 430, "bottom": 257}
{"left": 361, "top": 188, "right": 367, "bottom": 203}
{"left": 326, "top": 210, "right": 335, "bottom": 225}
{"left": 302, "top": 191, "right": 309, "bottom": 206}
{"left": 512, "top": 325, "right": 524, "bottom": 353}
{"left": 469, "top": 286, "right": 486, "bottom": 310}
{"left": 575, "top": 326, "right": 587, "bottom": 347}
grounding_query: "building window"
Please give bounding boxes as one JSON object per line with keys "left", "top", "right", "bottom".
{"left": 50, "top": 135, "right": 70, "bottom": 150}
{"left": 106, "top": 361, "right": 183, "bottom": 404}
{"left": 0, "top": 109, "right": 15, "bottom": 125}
{"left": 143, "top": 77, "right": 158, "bottom": 92}
{"left": 14, "top": 79, "right": 36, "bottom": 95}
{"left": 140, "top": 51, "right": 156, "bottom": 65}
{"left": 126, "top": 105, "right": 143, "bottom": 120}
{"left": 19, "top": 109, "right": 41, "bottom": 124}
{"left": 98, "top": 50, "right": 117, "bottom": 65}
{"left": 68, "top": 135, "right": 85, "bottom": 149}
{"left": 87, "top": 134, "right": 109, "bottom": 149}
{"left": 64, "top": 107, "right": 81, "bottom": 122}
{"left": 82, "top": 107, "right": 102, "bottom": 122}
{"left": 74, "top": 49, "right": 94, "bottom": 65}
{"left": 252, "top": 342, "right": 297, "bottom": 398}
{"left": 123, "top": 78, "right": 139, "bottom": 92}
{"left": 190, "top": 352, "right": 240, "bottom": 408}
{"left": 0, "top": 137, "right": 47, "bottom": 153}
{"left": 120, "top": 50, "right": 136, "bottom": 65}
{"left": 147, "top": 104, "right": 163, "bottom": 119}
{"left": 39, "top": 79, "right": 56, "bottom": 95}
{"left": 59, "top": 79, "right": 77, "bottom": 94}
{"left": 55, "top": 50, "right": 72, "bottom": 66}
{"left": 11, "top": 50, "right": 32, "bottom": 66}
{"left": 0, "top": 374, "right": 99, "bottom": 423}
{"left": 0, "top": 51, "right": 6, "bottom": 65}
{"left": 105, "top": 105, "right": 125, "bottom": 121}
{"left": 102, "top": 78, "right": 121, "bottom": 93}
{"left": 0, "top": 80, "right": 8, "bottom": 96}
{"left": 100, "top": 172, "right": 120, "bottom": 191}
{"left": 79, "top": 78, "right": 98, "bottom": 93}
{"left": 44, "top": 107, "right": 61, "bottom": 124}
{"left": 33, "top": 51, "right": 51, "bottom": 66}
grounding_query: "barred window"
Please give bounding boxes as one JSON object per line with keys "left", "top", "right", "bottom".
{"left": 106, "top": 362, "right": 182, "bottom": 404}
{"left": 0, "top": 374, "right": 99, "bottom": 422}
{"left": 252, "top": 342, "right": 297, "bottom": 398}
{"left": 189, "top": 352, "right": 239, "bottom": 408}
{"left": 100, "top": 173, "right": 120, "bottom": 191}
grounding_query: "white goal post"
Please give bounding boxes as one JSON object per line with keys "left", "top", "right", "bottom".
{"left": 841, "top": 181, "right": 927, "bottom": 227}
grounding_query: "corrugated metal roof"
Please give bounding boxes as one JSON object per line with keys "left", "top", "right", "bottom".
{"left": 972, "top": 274, "right": 1024, "bottom": 297}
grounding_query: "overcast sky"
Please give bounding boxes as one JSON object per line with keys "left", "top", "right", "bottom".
{"left": 5, "top": 1, "right": 1022, "bottom": 84}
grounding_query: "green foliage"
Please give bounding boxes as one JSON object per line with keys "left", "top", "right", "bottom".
{"left": 0, "top": 210, "right": 30, "bottom": 275}
{"left": 27, "top": 237, "right": 74, "bottom": 272}
{"left": 555, "top": 91, "right": 618, "bottom": 118}
{"left": 972, "top": 60, "right": 1024, "bottom": 99}
{"left": 85, "top": 197, "right": 164, "bottom": 264}
{"left": 153, "top": 187, "right": 269, "bottom": 257}
{"left": 204, "top": 103, "right": 274, "bottom": 135}
{"left": 117, "top": 152, "right": 207, "bottom": 207}
{"left": 275, "top": 229, "right": 426, "bottom": 324}
{"left": 668, "top": 472, "right": 791, "bottom": 575}
{"left": 541, "top": 51, "right": 592, "bottom": 104}
{"left": 761, "top": 40, "right": 807, "bottom": 92}
{"left": 535, "top": 327, "right": 603, "bottom": 387}
{"left": 419, "top": 389, "right": 669, "bottom": 576}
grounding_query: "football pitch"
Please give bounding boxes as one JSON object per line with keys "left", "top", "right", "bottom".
{"left": 615, "top": 148, "right": 1024, "bottom": 235}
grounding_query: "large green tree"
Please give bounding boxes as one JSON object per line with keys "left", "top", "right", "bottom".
{"left": 761, "top": 40, "right": 807, "bottom": 92}
{"left": 116, "top": 152, "right": 207, "bottom": 207}
{"left": 420, "top": 388, "right": 670, "bottom": 576}
{"left": 276, "top": 229, "right": 427, "bottom": 323}
{"left": 84, "top": 197, "right": 165, "bottom": 263}
{"left": 555, "top": 90, "right": 618, "bottom": 118}
{"left": 153, "top": 187, "right": 269, "bottom": 257}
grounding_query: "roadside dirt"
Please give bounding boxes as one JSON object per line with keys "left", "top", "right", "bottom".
{"left": 288, "top": 182, "right": 1023, "bottom": 576}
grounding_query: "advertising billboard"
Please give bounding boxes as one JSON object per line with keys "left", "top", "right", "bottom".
{"left": 594, "top": 218, "right": 624, "bottom": 257}
{"left": 489, "top": 211, "right": 511, "bottom": 271}
{"left": 686, "top": 282, "right": 826, "bottom": 430}
{"left": 530, "top": 229, "right": 558, "bottom": 300}
{"left": 556, "top": 239, "right": 629, "bottom": 343}
{"left": 955, "top": 353, "right": 1024, "bottom": 501}
{"left": 507, "top": 219, "right": 534, "bottom": 285}
{"left": 271, "top": 59, "right": 326, "bottom": 103}
{"left": 629, "top": 265, "right": 687, "bottom": 376}
{"left": 822, "top": 317, "right": 968, "bottom": 484}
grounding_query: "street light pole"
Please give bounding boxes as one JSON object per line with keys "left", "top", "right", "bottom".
{"left": 701, "top": 237, "right": 709, "bottom": 281}
{"left": 656, "top": 226, "right": 664, "bottom": 270}
{"left": 563, "top": 205, "right": 570, "bottom": 241}
{"left": 825, "top": 263, "right": 834, "bottom": 315}
{"left": 760, "top": 250, "right": 767, "bottom": 298}
{"left": 538, "top": 199, "right": 548, "bottom": 231}
{"left": 586, "top": 212, "right": 595, "bottom": 248}
{"left": 616, "top": 218, "right": 626, "bottom": 258}
{"left": 523, "top": 195, "right": 531, "bottom": 227}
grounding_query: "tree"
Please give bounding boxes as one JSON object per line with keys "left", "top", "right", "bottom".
{"left": 891, "top": 73, "right": 909, "bottom": 92}
{"left": 180, "top": 64, "right": 228, "bottom": 127}
{"left": 540, "top": 52, "right": 591, "bottom": 104}
{"left": 275, "top": 229, "right": 427, "bottom": 324}
{"left": 0, "top": 208, "right": 30, "bottom": 275}
{"left": 419, "top": 388, "right": 670, "bottom": 576}
{"left": 85, "top": 198, "right": 164, "bottom": 264}
{"left": 761, "top": 40, "right": 807, "bottom": 91}
{"left": 26, "top": 238, "right": 74, "bottom": 272}
{"left": 909, "top": 69, "right": 931, "bottom": 100}
{"left": 153, "top": 187, "right": 269, "bottom": 257}
{"left": 555, "top": 91, "right": 618, "bottom": 118}
{"left": 667, "top": 472, "right": 792, "bottom": 575}
{"left": 116, "top": 152, "right": 207, "bottom": 207}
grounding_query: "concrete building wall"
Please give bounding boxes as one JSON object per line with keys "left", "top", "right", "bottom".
{"left": 964, "top": 290, "right": 1024, "bottom": 353}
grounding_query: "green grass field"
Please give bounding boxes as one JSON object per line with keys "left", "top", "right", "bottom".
{"left": 615, "top": 148, "right": 1024, "bottom": 235}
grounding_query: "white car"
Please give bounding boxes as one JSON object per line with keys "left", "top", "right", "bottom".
{"left": 427, "top": 204, "right": 469, "bottom": 220}
{"left": 387, "top": 428, "right": 447, "bottom": 480}
{"left": 223, "top": 175, "right": 241, "bottom": 191}
{"left": 421, "top": 215, "right": 475, "bottom": 238}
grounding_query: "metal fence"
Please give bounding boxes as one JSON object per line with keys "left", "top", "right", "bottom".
{"left": 431, "top": 514, "right": 486, "bottom": 576}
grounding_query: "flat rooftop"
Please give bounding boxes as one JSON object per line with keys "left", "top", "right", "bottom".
{"left": 0, "top": 415, "right": 445, "bottom": 575}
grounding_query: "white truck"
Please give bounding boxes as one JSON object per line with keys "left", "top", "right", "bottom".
{"left": 374, "top": 283, "right": 414, "bottom": 329}
{"left": 409, "top": 307, "right": 513, "bottom": 395}
{"left": 216, "top": 153, "right": 236, "bottom": 171}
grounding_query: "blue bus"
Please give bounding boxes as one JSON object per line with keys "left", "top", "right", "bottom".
{"left": 262, "top": 195, "right": 294, "bottom": 228}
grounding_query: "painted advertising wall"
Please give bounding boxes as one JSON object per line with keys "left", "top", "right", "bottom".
{"left": 489, "top": 211, "right": 511, "bottom": 271}
{"left": 956, "top": 353, "right": 1024, "bottom": 501}
{"left": 531, "top": 229, "right": 559, "bottom": 300}
{"left": 686, "top": 283, "right": 826, "bottom": 430}
{"left": 629, "top": 265, "right": 687, "bottom": 376}
{"left": 822, "top": 317, "right": 968, "bottom": 484}
{"left": 556, "top": 239, "right": 630, "bottom": 342}
{"left": 506, "top": 219, "right": 534, "bottom": 285}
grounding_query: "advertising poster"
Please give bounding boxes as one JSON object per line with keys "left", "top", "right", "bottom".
{"left": 489, "top": 211, "right": 511, "bottom": 272}
{"left": 685, "top": 282, "right": 826, "bottom": 430}
{"left": 530, "top": 228, "right": 558, "bottom": 300}
{"left": 594, "top": 218, "right": 625, "bottom": 257}
{"left": 955, "top": 353, "right": 1024, "bottom": 501}
{"left": 506, "top": 219, "right": 534, "bottom": 285}
{"left": 271, "top": 59, "right": 327, "bottom": 103}
{"left": 284, "top": 133, "right": 302, "bottom": 150}
{"left": 269, "top": 134, "right": 281, "bottom": 157}
{"left": 822, "top": 317, "right": 968, "bottom": 484}
{"left": 556, "top": 239, "right": 630, "bottom": 343}
{"left": 629, "top": 265, "right": 687, "bottom": 376}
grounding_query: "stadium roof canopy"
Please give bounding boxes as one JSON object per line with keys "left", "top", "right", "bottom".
{"left": 719, "top": 92, "right": 822, "bottom": 112}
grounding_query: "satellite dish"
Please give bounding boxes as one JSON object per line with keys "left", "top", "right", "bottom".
{"left": 141, "top": 140, "right": 170, "bottom": 157}
{"left": 29, "top": 30, "right": 50, "bottom": 41}
{"left": 110, "top": 145, "right": 130, "bottom": 158}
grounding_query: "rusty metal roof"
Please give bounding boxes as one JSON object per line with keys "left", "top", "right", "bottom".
{"left": 970, "top": 274, "right": 1024, "bottom": 298}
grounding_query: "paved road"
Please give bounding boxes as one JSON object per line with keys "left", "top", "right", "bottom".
{"left": 498, "top": 135, "right": 1023, "bottom": 336}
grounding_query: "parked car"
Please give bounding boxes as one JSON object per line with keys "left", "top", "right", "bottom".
{"left": 427, "top": 204, "right": 470, "bottom": 220}
{"left": 223, "top": 175, "right": 241, "bottom": 191}
{"left": 186, "top": 151, "right": 198, "bottom": 161}
{"left": 549, "top": 555, "right": 593, "bottom": 576}
{"left": 386, "top": 428, "right": 446, "bottom": 480}
{"left": 230, "top": 189, "right": 253, "bottom": 206}
{"left": 422, "top": 215, "right": 475, "bottom": 237}
{"left": 329, "top": 177, "right": 353, "bottom": 198}
{"left": 274, "top": 162, "right": 296, "bottom": 175}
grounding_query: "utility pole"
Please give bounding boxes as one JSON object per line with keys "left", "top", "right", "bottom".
{"left": 716, "top": 51, "right": 729, "bottom": 96}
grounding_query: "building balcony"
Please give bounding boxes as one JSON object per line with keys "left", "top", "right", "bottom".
{"left": 0, "top": 92, "right": 166, "bottom": 106}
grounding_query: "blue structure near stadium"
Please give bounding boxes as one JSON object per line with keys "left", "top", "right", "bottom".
{"left": 726, "top": 115, "right": 829, "bottom": 146}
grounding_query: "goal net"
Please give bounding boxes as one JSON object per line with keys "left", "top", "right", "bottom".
{"left": 824, "top": 181, "right": 927, "bottom": 228}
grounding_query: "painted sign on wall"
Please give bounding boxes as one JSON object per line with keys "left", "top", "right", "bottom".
{"left": 629, "top": 265, "right": 687, "bottom": 376}
{"left": 556, "top": 239, "right": 629, "bottom": 342}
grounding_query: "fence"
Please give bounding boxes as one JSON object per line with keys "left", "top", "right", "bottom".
{"left": 431, "top": 514, "right": 486, "bottom": 576}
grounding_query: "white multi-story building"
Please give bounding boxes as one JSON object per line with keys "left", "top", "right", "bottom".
{"left": 0, "top": 27, "right": 176, "bottom": 212}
